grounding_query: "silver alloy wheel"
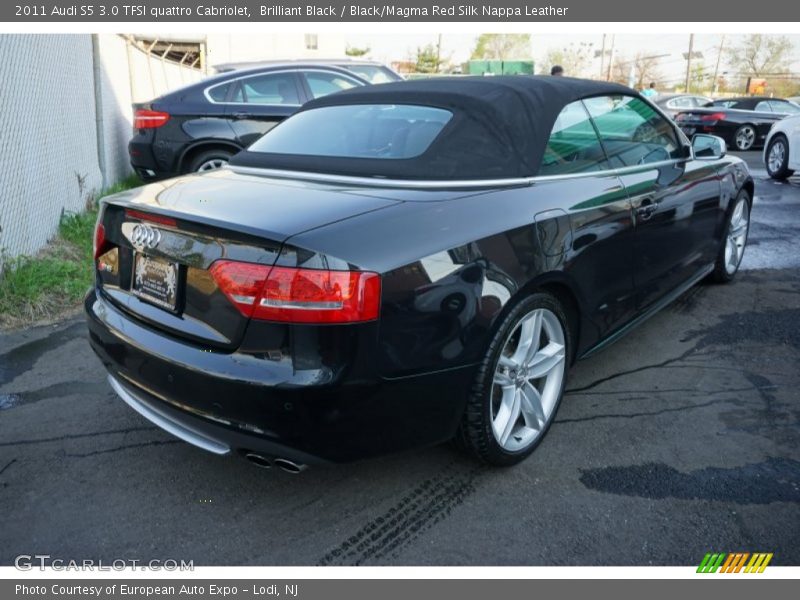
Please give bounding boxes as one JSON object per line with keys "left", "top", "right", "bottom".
{"left": 724, "top": 198, "right": 750, "bottom": 275}
{"left": 491, "top": 308, "right": 566, "bottom": 452}
{"left": 735, "top": 126, "right": 756, "bottom": 151}
{"left": 196, "top": 158, "right": 228, "bottom": 172}
{"left": 767, "top": 139, "right": 786, "bottom": 173}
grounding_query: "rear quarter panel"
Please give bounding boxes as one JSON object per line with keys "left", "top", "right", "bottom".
{"left": 710, "top": 156, "right": 753, "bottom": 244}
{"left": 285, "top": 173, "right": 635, "bottom": 378}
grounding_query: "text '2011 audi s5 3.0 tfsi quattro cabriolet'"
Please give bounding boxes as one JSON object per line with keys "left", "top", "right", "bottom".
{"left": 86, "top": 77, "right": 754, "bottom": 470}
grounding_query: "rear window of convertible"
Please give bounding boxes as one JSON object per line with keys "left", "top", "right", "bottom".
{"left": 247, "top": 104, "right": 453, "bottom": 159}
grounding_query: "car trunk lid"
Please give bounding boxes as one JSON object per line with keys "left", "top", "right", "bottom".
{"left": 94, "top": 170, "right": 400, "bottom": 350}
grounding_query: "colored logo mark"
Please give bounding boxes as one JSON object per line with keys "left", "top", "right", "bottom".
{"left": 697, "top": 552, "right": 773, "bottom": 573}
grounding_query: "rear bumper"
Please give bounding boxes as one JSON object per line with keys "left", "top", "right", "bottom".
{"left": 108, "top": 374, "right": 231, "bottom": 456}
{"left": 131, "top": 166, "right": 171, "bottom": 182}
{"left": 679, "top": 123, "right": 732, "bottom": 142}
{"left": 128, "top": 138, "right": 179, "bottom": 180}
{"left": 85, "top": 289, "right": 473, "bottom": 463}
{"left": 106, "top": 373, "right": 324, "bottom": 465}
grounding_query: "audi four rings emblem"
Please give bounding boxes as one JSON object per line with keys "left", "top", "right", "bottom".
{"left": 131, "top": 223, "right": 162, "bottom": 250}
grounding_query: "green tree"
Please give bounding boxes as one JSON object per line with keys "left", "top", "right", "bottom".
{"left": 687, "top": 61, "right": 710, "bottom": 94}
{"left": 612, "top": 53, "right": 663, "bottom": 89}
{"left": 471, "top": 34, "right": 531, "bottom": 60}
{"left": 770, "top": 79, "right": 800, "bottom": 98}
{"left": 414, "top": 44, "right": 444, "bottom": 74}
{"left": 541, "top": 42, "right": 594, "bottom": 78}
{"left": 726, "top": 34, "right": 794, "bottom": 77}
{"left": 345, "top": 45, "right": 370, "bottom": 57}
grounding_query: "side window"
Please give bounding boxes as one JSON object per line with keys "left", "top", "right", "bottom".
{"left": 539, "top": 101, "right": 610, "bottom": 176}
{"left": 207, "top": 82, "right": 232, "bottom": 102}
{"left": 770, "top": 101, "right": 800, "bottom": 114}
{"left": 303, "top": 71, "right": 360, "bottom": 100}
{"left": 755, "top": 101, "right": 772, "bottom": 112}
{"left": 230, "top": 84, "right": 244, "bottom": 103}
{"left": 669, "top": 97, "right": 692, "bottom": 109}
{"left": 583, "top": 95, "right": 681, "bottom": 168}
{"left": 238, "top": 73, "right": 300, "bottom": 105}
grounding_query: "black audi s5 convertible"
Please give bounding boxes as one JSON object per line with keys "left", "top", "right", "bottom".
{"left": 86, "top": 77, "right": 753, "bottom": 470}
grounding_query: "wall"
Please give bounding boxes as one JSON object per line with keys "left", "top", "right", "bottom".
{"left": 0, "top": 34, "right": 104, "bottom": 264}
{"left": 95, "top": 34, "right": 136, "bottom": 187}
{"left": 125, "top": 38, "right": 205, "bottom": 102}
{"left": 0, "top": 34, "right": 204, "bottom": 269}
{"left": 205, "top": 33, "right": 346, "bottom": 69}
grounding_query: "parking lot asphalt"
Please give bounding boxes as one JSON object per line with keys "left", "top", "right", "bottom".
{"left": 1, "top": 152, "right": 798, "bottom": 566}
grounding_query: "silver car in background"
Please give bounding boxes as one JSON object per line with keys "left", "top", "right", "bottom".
{"left": 764, "top": 112, "right": 800, "bottom": 179}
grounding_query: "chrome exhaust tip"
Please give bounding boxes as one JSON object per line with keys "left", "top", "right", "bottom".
{"left": 273, "top": 458, "right": 307, "bottom": 474}
{"left": 244, "top": 452, "right": 273, "bottom": 469}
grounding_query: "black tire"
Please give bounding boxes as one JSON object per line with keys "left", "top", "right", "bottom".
{"left": 765, "top": 135, "right": 795, "bottom": 180}
{"left": 188, "top": 149, "right": 234, "bottom": 173}
{"left": 711, "top": 189, "right": 751, "bottom": 283}
{"left": 456, "top": 292, "right": 571, "bottom": 466}
{"left": 733, "top": 124, "right": 757, "bottom": 151}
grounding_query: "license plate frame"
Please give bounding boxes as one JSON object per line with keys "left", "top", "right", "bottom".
{"left": 131, "top": 252, "right": 180, "bottom": 312}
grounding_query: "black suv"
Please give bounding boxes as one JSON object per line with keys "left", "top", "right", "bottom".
{"left": 128, "top": 64, "right": 368, "bottom": 180}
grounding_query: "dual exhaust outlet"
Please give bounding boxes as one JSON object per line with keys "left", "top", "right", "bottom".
{"left": 243, "top": 451, "right": 307, "bottom": 474}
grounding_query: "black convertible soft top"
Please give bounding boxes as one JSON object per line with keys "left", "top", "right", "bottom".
{"left": 229, "top": 76, "right": 636, "bottom": 180}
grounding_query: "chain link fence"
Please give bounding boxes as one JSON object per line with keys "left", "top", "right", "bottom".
{"left": 0, "top": 35, "right": 103, "bottom": 266}
{"left": 0, "top": 34, "right": 205, "bottom": 272}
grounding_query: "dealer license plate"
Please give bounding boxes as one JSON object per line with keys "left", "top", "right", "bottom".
{"left": 132, "top": 253, "right": 179, "bottom": 311}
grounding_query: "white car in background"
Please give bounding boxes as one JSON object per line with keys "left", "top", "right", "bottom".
{"left": 764, "top": 112, "right": 800, "bottom": 179}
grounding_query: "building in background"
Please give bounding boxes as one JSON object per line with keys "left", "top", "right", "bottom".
{"left": 205, "top": 33, "right": 346, "bottom": 68}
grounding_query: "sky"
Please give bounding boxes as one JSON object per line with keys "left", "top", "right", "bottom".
{"left": 345, "top": 32, "right": 800, "bottom": 86}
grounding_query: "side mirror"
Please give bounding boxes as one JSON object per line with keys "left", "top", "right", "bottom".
{"left": 692, "top": 134, "right": 727, "bottom": 160}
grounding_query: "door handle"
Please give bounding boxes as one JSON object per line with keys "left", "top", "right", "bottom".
{"left": 231, "top": 112, "right": 249, "bottom": 120}
{"left": 636, "top": 198, "right": 658, "bottom": 220}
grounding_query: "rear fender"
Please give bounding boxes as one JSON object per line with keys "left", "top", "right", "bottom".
{"left": 178, "top": 139, "right": 243, "bottom": 173}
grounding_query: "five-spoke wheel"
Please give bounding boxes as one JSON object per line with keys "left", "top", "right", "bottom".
{"left": 712, "top": 190, "right": 751, "bottom": 283}
{"left": 724, "top": 197, "right": 750, "bottom": 275}
{"left": 734, "top": 125, "right": 756, "bottom": 151}
{"left": 196, "top": 158, "right": 229, "bottom": 172}
{"left": 458, "top": 293, "right": 570, "bottom": 465}
{"left": 491, "top": 308, "right": 566, "bottom": 451}
{"left": 766, "top": 135, "right": 794, "bottom": 180}
{"left": 189, "top": 149, "right": 234, "bottom": 174}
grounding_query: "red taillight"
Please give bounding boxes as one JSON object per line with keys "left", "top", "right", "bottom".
{"left": 209, "top": 261, "right": 381, "bottom": 324}
{"left": 93, "top": 222, "right": 109, "bottom": 260}
{"left": 259, "top": 267, "right": 381, "bottom": 323}
{"left": 209, "top": 261, "right": 272, "bottom": 318}
{"left": 125, "top": 209, "right": 177, "bottom": 227}
{"left": 701, "top": 112, "right": 726, "bottom": 122}
{"left": 134, "top": 109, "right": 170, "bottom": 129}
